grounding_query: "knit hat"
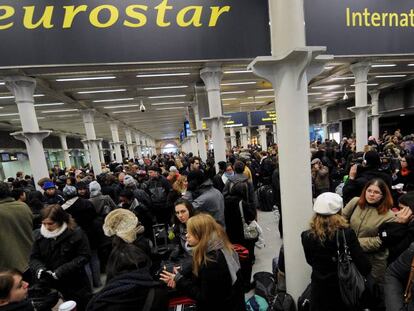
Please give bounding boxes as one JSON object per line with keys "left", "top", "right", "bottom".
{"left": 42, "top": 181, "right": 56, "bottom": 190}
{"left": 76, "top": 181, "right": 88, "bottom": 190}
{"left": 63, "top": 185, "right": 77, "bottom": 197}
{"left": 89, "top": 181, "right": 101, "bottom": 197}
{"left": 169, "top": 166, "right": 178, "bottom": 173}
{"left": 313, "top": 192, "right": 343, "bottom": 215}
{"left": 311, "top": 158, "right": 321, "bottom": 165}
{"left": 123, "top": 175, "right": 136, "bottom": 187}
{"left": 399, "top": 192, "right": 414, "bottom": 213}
{"left": 103, "top": 209, "right": 145, "bottom": 243}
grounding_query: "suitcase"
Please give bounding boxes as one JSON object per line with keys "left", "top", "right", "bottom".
{"left": 168, "top": 296, "right": 197, "bottom": 310}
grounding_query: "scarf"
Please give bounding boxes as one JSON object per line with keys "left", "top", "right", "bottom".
{"left": 401, "top": 168, "right": 411, "bottom": 177}
{"left": 207, "top": 237, "right": 240, "bottom": 285}
{"left": 40, "top": 222, "right": 67, "bottom": 239}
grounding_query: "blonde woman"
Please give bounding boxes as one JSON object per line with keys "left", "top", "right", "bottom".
{"left": 302, "top": 193, "right": 371, "bottom": 311}
{"left": 160, "top": 213, "right": 245, "bottom": 311}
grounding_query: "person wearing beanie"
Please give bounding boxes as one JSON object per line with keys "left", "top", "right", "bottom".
{"left": 76, "top": 181, "right": 90, "bottom": 199}
{"left": 88, "top": 181, "right": 117, "bottom": 218}
{"left": 212, "top": 161, "right": 227, "bottom": 193}
{"left": 302, "top": 192, "right": 371, "bottom": 311}
{"left": 42, "top": 182, "right": 65, "bottom": 206}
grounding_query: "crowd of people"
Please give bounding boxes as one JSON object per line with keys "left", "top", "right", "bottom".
{"left": 2, "top": 128, "right": 414, "bottom": 310}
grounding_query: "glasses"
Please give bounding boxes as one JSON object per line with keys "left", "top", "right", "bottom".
{"left": 366, "top": 189, "right": 383, "bottom": 196}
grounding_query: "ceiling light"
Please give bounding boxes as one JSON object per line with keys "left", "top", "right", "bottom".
{"left": 93, "top": 98, "right": 134, "bottom": 103}
{"left": 408, "top": 64, "right": 414, "bottom": 67}
{"left": 34, "top": 103, "right": 65, "bottom": 107}
{"left": 33, "top": 94, "right": 45, "bottom": 97}
{"left": 0, "top": 107, "right": 3, "bottom": 109}
{"left": 400, "top": 114, "right": 406, "bottom": 117}
{"left": 257, "top": 89, "right": 274, "bottom": 92}
{"left": 56, "top": 76, "right": 116, "bottom": 82}
{"left": 308, "top": 92, "right": 322, "bottom": 95}
{"left": 148, "top": 95, "right": 186, "bottom": 99}
{"left": 248, "top": 96, "right": 274, "bottom": 99}
{"left": 221, "top": 81, "right": 257, "bottom": 86}
{"left": 11, "top": 117, "right": 46, "bottom": 121}
{"left": 222, "top": 98, "right": 237, "bottom": 101}
{"left": 143, "top": 85, "right": 188, "bottom": 90}
{"left": 330, "top": 90, "right": 355, "bottom": 94}
{"left": 350, "top": 83, "right": 379, "bottom": 87}
{"left": 223, "top": 103, "right": 231, "bottom": 106}
{"left": 343, "top": 88, "right": 349, "bottom": 100}
{"left": 332, "top": 77, "right": 354, "bottom": 80}
{"left": 41, "top": 109, "right": 79, "bottom": 113}
{"left": 137, "top": 73, "right": 191, "bottom": 78}
{"left": 224, "top": 70, "right": 252, "bottom": 74}
{"left": 324, "top": 66, "right": 334, "bottom": 70}
{"left": 0, "top": 82, "right": 4, "bottom": 85}
{"left": 0, "top": 113, "right": 18, "bottom": 117}
{"left": 104, "top": 104, "right": 139, "bottom": 109}
{"left": 311, "top": 85, "right": 342, "bottom": 89}
{"left": 77, "top": 89, "right": 126, "bottom": 94}
{"left": 0, "top": 96, "right": 14, "bottom": 99}
{"left": 222, "top": 91, "right": 246, "bottom": 95}
{"left": 111, "top": 110, "right": 137, "bottom": 114}
{"left": 151, "top": 102, "right": 186, "bottom": 106}
{"left": 316, "top": 97, "right": 337, "bottom": 101}
{"left": 240, "top": 101, "right": 265, "bottom": 105}
{"left": 156, "top": 107, "right": 186, "bottom": 110}
{"left": 371, "top": 64, "right": 397, "bottom": 68}
{"left": 375, "top": 74, "right": 406, "bottom": 78}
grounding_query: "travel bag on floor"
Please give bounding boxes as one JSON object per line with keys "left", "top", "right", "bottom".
{"left": 168, "top": 296, "right": 197, "bottom": 310}
{"left": 270, "top": 291, "right": 295, "bottom": 311}
{"left": 297, "top": 284, "right": 311, "bottom": 311}
{"left": 256, "top": 185, "right": 274, "bottom": 211}
{"left": 253, "top": 271, "right": 276, "bottom": 303}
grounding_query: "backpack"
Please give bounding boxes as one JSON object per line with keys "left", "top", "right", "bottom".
{"left": 148, "top": 183, "right": 167, "bottom": 206}
{"left": 246, "top": 295, "right": 269, "bottom": 311}
{"left": 297, "top": 284, "right": 311, "bottom": 311}
{"left": 253, "top": 272, "right": 276, "bottom": 303}
{"left": 256, "top": 185, "right": 274, "bottom": 211}
{"left": 270, "top": 292, "right": 295, "bottom": 311}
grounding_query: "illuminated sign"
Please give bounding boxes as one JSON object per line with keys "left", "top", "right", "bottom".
{"left": 250, "top": 110, "right": 276, "bottom": 126}
{"left": 224, "top": 112, "right": 248, "bottom": 127}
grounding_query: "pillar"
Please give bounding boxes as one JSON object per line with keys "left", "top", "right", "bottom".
{"left": 192, "top": 104, "right": 208, "bottom": 161}
{"left": 241, "top": 127, "right": 249, "bottom": 149}
{"left": 369, "top": 90, "right": 380, "bottom": 140}
{"left": 188, "top": 134, "right": 198, "bottom": 155}
{"left": 200, "top": 66, "right": 228, "bottom": 168}
{"left": 5, "top": 76, "right": 50, "bottom": 190}
{"left": 82, "top": 140, "right": 91, "bottom": 167}
{"left": 81, "top": 110, "right": 102, "bottom": 174}
{"left": 258, "top": 125, "right": 268, "bottom": 150}
{"left": 320, "top": 105, "right": 329, "bottom": 140}
{"left": 272, "top": 124, "right": 278, "bottom": 144}
{"left": 98, "top": 140, "right": 105, "bottom": 164}
{"left": 110, "top": 122, "right": 123, "bottom": 162}
{"left": 348, "top": 62, "right": 372, "bottom": 152}
{"left": 134, "top": 132, "right": 143, "bottom": 158}
{"left": 59, "top": 134, "right": 72, "bottom": 170}
{"left": 229, "top": 127, "right": 237, "bottom": 148}
{"left": 248, "top": 0, "right": 328, "bottom": 300}
{"left": 109, "top": 144, "right": 115, "bottom": 162}
{"left": 124, "top": 128, "right": 135, "bottom": 160}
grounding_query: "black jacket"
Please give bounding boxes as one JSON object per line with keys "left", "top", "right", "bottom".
{"left": 0, "top": 300, "right": 34, "bottom": 311}
{"left": 301, "top": 228, "right": 371, "bottom": 311}
{"left": 379, "top": 221, "right": 414, "bottom": 264}
{"left": 42, "top": 193, "right": 65, "bottom": 205}
{"left": 176, "top": 249, "right": 245, "bottom": 311}
{"left": 86, "top": 269, "right": 168, "bottom": 311}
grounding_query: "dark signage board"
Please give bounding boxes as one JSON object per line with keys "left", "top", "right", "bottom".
{"left": 0, "top": 0, "right": 270, "bottom": 67}
{"left": 250, "top": 110, "right": 276, "bottom": 126}
{"left": 305, "top": 0, "right": 414, "bottom": 55}
{"left": 224, "top": 112, "right": 248, "bottom": 127}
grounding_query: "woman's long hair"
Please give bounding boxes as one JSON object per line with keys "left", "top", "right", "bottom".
{"left": 173, "top": 198, "right": 195, "bottom": 228}
{"left": 187, "top": 214, "right": 233, "bottom": 277}
{"left": 309, "top": 213, "right": 349, "bottom": 242}
{"left": 358, "top": 178, "right": 393, "bottom": 215}
{"left": 41, "top": 204, "right": 76, "bottom": 230}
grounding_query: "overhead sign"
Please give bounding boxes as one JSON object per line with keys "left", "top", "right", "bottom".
{"left": 250, "top": 110, "right": 276, "bottom": 126}
{"left": 0, "top": 0, "right": 270, "bottom": 67}
{"left": 305, "top": 0, "right": 414, "bottom": 55}
{"left": 224, "top": 112, "right": 248, "bottom": 127}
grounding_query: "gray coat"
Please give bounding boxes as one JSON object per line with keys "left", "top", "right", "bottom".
{"left": 384, "top": 242, "right": 414, "bottom": 311}
{"left": 184, "top": 179, "right": 225, "bottom": 227}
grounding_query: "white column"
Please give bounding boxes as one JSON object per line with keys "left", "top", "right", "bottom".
{"left": 240, "top": 127, "right": 249, "bottom": 148}
{"left": 229, "top": 127, "right": 237, "bottom": 148}
{"left": 348, "top": 62, "right": 372, "bottom": 152}
{"left": 258, "top": 125, "right": 268, "bottom": 150}
{"left": 124, "top": 128, "right": 135, "bottom": 160}
{"left": 110, "top": 122, "right": 123, "bottom": 162}
{"left": 192, "top": 104, "right": 208, "bottom": 161}
{"left": 81, "top": 110, "right": 102, "bottom": 174}
{"left": 248, "top": 0, "right": 328, "bottom": 300}
{"left": 272, "top": 124, "right": 278, "bottom": 144}
{"left": 5, "top": 76, "right": 50, "bottom": 190}
{"left": 369, "top": 90, "right": 380, "bottom": 140}
{"left": 109, "top": 144, "right": 114, "bottom": 162}
{"left": 200, "top": 66, "right": 228, "bottom": 168}
{"left": 188, "top": 134, "right": 198, "bottom": 155}
{"left": 134, "top": 132, "right": 143, "bottom": 158}
{"left": 82, "top": 140, "right": 91, "bottom": 166}
{"left": 98, "top": 140, "right": 105, "bottom": 164}
{"left": 59, "top": 134, "right": 72, "bottom": 169}
{"left": 320, "top": 105, "right": 329, "bottom": 140}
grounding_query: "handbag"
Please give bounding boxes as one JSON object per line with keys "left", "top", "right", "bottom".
{"left": 239, "top": 200, "right": 259, "bottom": 240}
{"left": 336, "top": 229, "right": 366, "bottom": 308}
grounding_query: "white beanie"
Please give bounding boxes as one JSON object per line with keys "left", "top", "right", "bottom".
{"left": 89, "top": 181, "right": 101, "bottom": 197}
{"left": 123, "top": 175, "right": 136, "bottom": 187}
{"left": 313, "top": 192, "right": 343, "bottom": 216}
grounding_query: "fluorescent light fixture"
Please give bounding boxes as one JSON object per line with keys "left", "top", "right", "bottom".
{"left": 143, "top": 85, "right": 188, "bottom": 90}
{"left": 223, "top": 103, "right": 231, "bottom": 106}
{"left": 316, "top": 97, "right": 337, "bottom": 100}
{"left": 332, "top": 77, "right": 354, "bottom": 80}
{"left": 375, "top": 74, "right": 406, "bottom": 78}
{"left": 329, "top": 90, "right": 355, "bottom": 94}
{"left": 104, "top": 104, "right": 139, "bottom": 109}
{"left": 311, "top": 85, "right": 342, "bottom": 89}
{"left": 221, "top": 81, "right": 257, "bottom": 86}
{"left": 222, "top": 91, "right": 246, "bottom": 95}
{"left": 224, "top": 70, "right": 252, "bottom": 74}
{"left": 222, "top": 98, "right": 238, "bottom": 101}
{"left": 93, "top": 98, "right": 134, "bottom": 103}
{"left": 151, "top": 102, "right": 186, "bottom": 106}
{"left": 408, "top": 64, "right": 414, "bottom": 67}
{"left": 156, "top": 107, "right": 186, "bottom": 110}
{"left": 240, "top": 101, "right": 265, "bottom": 105}
{"left": 324, "top": 66, "right": 334, "bottom": 70}
{"left": 350, "top": 83, "right": 379, "bottom": 87}
{"left": 371, "top": 64, "right": 397, "bottom": 68}
{"left": 137, "top": 73, "right": 191, "bottom": 78}
{"left": 34, "top": 103, "right": 65, "bottom": 107}
{"left": 11, "top": 117, "right": 46, "bottom": 121}
{"left": 0, "top": 96, "right": 14, "bottom": 99}
{"left": 33, "top": 94, "right": 45, "bottom": 97}
{"left": 112, "top": 110, "right": 138, "bottom": 114}
{"left": 0, "top": 107, "right": 3, "bottom": 109}
{"left": 41, "top": 109, "right": 78, "bottom": 113}
{"left": 77, "top": 89, "right": 126, "bottom": 94}
{"left": 257, "top": 89, "right": 274, "bottom": 92}
{"left": 0, "top": 82, "right": 4, "bottom": 85}
{"left": 148, "top": 95, "right": 186, "bottom": 99}
{"left": 248, "top": 96, "right": 274, "bottom": 99}
{"left": 308, "top": 92, "right": 323, "bottom": 95}
{"left": 0, "top": 113, "right": 19, "bottom": 116}
{"left": 56, "top": 76, "right": 116, "bottom": 82}
{"left": 224, "top": 123, "right": 244, "bottom": 128}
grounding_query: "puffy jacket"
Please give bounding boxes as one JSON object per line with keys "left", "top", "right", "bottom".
{"left": 89, "top": 194, "right": 117, "bottom": 217}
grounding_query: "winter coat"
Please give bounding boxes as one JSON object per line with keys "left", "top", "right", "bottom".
{"left": 223, "top": 174, "right": 257, "bottom": 207}
{"left": 312, "top": 165, "right": 330, "bottom": 191}
{"left": 212, "top": 172, "right": 225, "bottom": 193}
{"left": 343, "top": 197, "right": 395, "bottom": 282}
{"left": 0, "top": 197, "right": 33, "bottom": 272}
{"left": 42, "top": 193, "right": 65, "bottom": 205}
{"left": 170, "top": 223, "right": 192, "bottom": 261}
{"left": 89, "top": 194, "right": 117, "bottom": 218}
{"left": 378, "top": 221, "right": 414, "bottom": 264}
{"left": 301, "top": 228, "right": 371, "bottom": 311}
{"left": 86, "top": 269, "right": 168, "bottom": 311}
{"left": 175, "top": 249, "right": 245, "bottom": 311}
{"left": 384, "top": 242, "right": 414, "bottom": 311}
{"left": 30, "top": 227, "right": 92, "bottom": 308}
{"left": 394, "top": 170, "right": 414, "bottom": 191}
{"left": 185, "top": 179, "right": 225, "bottom": 226}
{"left": 0, "top": 300, "right": 35, "bottom": 311}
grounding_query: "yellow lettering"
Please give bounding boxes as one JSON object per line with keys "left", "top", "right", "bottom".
{"left": 89, "top": 5, "right": 119, "bottom": 28}
{"left": 177, "top": 6, "right": 202, "bottom": 27}
{"left": 155, "top": 0, "right": 172, "bottom": 27}
{"left": 124, "top": 5, "right": 148, "bottom": 27}
{"left": 389, "top": 13, "right": 399, "bottom": 27}
{"left": 352, "top": 11, "right": 362, "bottom": 27}
{"left": 346, "top": 7, "right": 350, "bottom": 26}
{"left": 371, "top": 13, "right": 380, "bottom": 26}
{"left": 23, "top": 6, "right": 54, "bottom": 29}
{"left": 209, "top": 6, "right": 230, "bottom": 27}
{"left": 63, "top": 5, "right": 88, "bottom": 28}
{"left": 400, "top": 13, "right": 409, "bottom": 27}
{"left": 0, "top": 6, "right": 14, "bottom": 30}
{"left": 382, "top": 12, "right": 388, "bottom": 26}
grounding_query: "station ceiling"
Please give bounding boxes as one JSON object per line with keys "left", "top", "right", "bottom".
{"left": 0, "top": 55, "right": 414, "bottom": 142}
